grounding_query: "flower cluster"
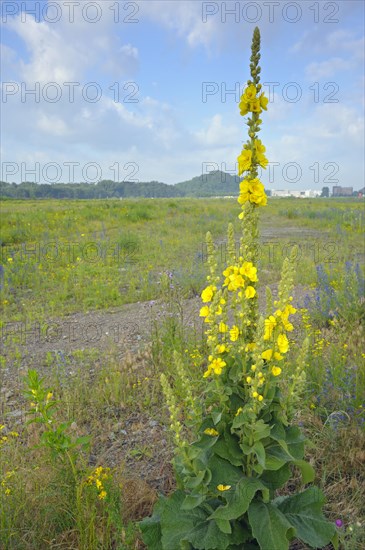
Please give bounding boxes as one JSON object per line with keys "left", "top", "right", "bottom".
{"left": 86, "top": 466, "right": 110, "bottom": 500}
{"left": 0, "top": 424, "right": 19, "bottom": 447}
{"left": 1, "top": 469, "right": 16, "bottom": 496}
{"left": 238, "top": 83, "right": 268, "bottom": 116}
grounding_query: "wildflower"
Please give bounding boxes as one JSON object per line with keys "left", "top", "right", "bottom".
{"left": 216, "top": 344, "right": 227, "bottom": 353}
{"left": 259, "top": 93, "right": 268, "bottom": 110}
{"left": 240, "top": 261, "right": 258, "bottom": 281}
{"left": 199, "top": 306, "right": 210, "bottom": 317}
{"left": 271, "top": 366, "right": 282, "bottom": 377}
{"left": 335, "top": 519, "right": 343, "bottom": 528}
{"left": 261, "top": 349, "right": 273, "bottom": 361}
{"left": 204, "top": 358, "right": 227, "bottom": 378}
{"left": 245, "top": 286, "right": 256, "bottom": 299}
{"left": 237, "top": 149, "right": 252, "bottom": 175}
{"left": 217, "top": 484, "right": 231, "bottom": 491}
{"left": 254, "top": 139, "right": 268, "bottom": 168}
{"left": 246, "top": 377, "right": 252, "bottom": 383}
{"left": 229, "top": 325, "right": 240, "bottom": 341}
{"left": 204, "top": 428, "right": 219, "bottom": 436}
{"left": 277, "top": 334, "right": 289, "bottom": 354}
{"left": 201, "top": 285, "right": 216, "bottom": 303}
{"left": 98, "top": 490, "right": 107, "bottom": 500}
{"left": 218, "top": 322, "right": 229, "bottom": 333}
{"left": 264, "top": 315, "right": 277, "bottom": 340}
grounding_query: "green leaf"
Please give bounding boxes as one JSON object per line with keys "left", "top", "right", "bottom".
{"left": 214, "top": 430, "right": 243, "bottom": 467}
{"left": 285, "top": 426, "right": 306, "bottom": 459}
{"left": 211, "top": 411, "right": 222, "bottom": 425}
{"left": 210, "top": 477, "right": 269, "bottom": 521}
{"left": 185, "top": 469, "right": 209, "bottom": 489}
{"left": 253, "top": 441, "right": 266, "bottom": 468}
{"left": 215, "top": 518, "right": 232, "bottom": 534}
{"left": 159, "top": 491, "right": 246, "bottom": 549}
{"left": 260, "top": 463, "right": 291, "bottom": 491}
{"left": 139, "top": 499, "right": 164, "bottom": 549}
{"left": 265, "top": 444, "right": 294, "bottom": 470}
{"left": 208, "top": 455, "right": 244, "bottom": 490}
{"left": 248, "top": 500, "right": 295, "bottom": 550}
{"left": 181, "top": 493, "right": 206, "bottom": 510}
{"left": 253, "top": 420, "right": 271, "bottom": 442}
{"left": 292, "top": 459, "right": 315, "bottom": 484}
{"left": 275, "top": 487, "right": 336, "bottom": 548}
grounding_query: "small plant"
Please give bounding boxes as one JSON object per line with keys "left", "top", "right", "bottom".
{"left": 140, "top": 28, "right": 337, "bottom": 550}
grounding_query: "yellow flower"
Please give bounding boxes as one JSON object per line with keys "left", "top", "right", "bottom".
{"left": 229, "top": 325, "right": 240, "bottom": 341}
{"left": 252, "top": 391, "right": 258, "bottom": 398}
{"left": 98, "top": 490, "right": 107, "bottom": 500}
{"left": 204, "top": 428, "right": 219, "bottom": 437}
{"left": 245, "top": 343, "right": 257, "bottom": 352}
{"left": 264, "top": 316, "right": 277, "bottom": 340}
{"left": 249, "top": 98, "right": 262, "bottom": 113}
{"left": 240, "top": 261, "right": 258, "bottom": 282}
{"left": 237, "top": 149, "right": 252, "bottom": 175}
{"left": 245, "top": 286, "right": 256, "bottom": 299}
{"left": 201, "top": 285, "right": 215, "bottom": 302}
{"left": 7, "top": 258, "right": 13, "bottom": 263}
{"left": 254, "top": 139, "right": 268, "bottom": 168}
{"left": 274, "top": 352, "right": 284, "bottom": 361}
{"left": 271, "top": 366, "right": 282, "bottom": 376}
{"left": 216, "top": 344, "right": 227, "bottom": 354}
{"left": 217, "top": 484, "right": 231, "bottom": 491}
{"left": 259, "top": 93, "right": 268, "bottom": 110}
{"left": 258, "top": 395, "right": 264, "bottom": 402}
{"left": 277, "top": 334, "right": 289, "bottom": 354}
{"left": 204, "top": 357, "right": 227, "bottom": 378}
{"left": 218, "top": 322, "right": 228, "bottom": 333}
{"left": 199, "top": 306, "right": 210, "bottom": 317}
{"left": 243, "top": 84, "right": 257, "bottom": 101}
{"left": 261, "top": 349, "right": 273, "bottom": 361}
{"left": 246, "top": 376, "right": 252, "bottom": 383}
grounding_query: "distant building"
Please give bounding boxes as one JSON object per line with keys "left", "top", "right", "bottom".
{"left": 271, "top": 189, "right": 320, "bottom": 198}
{"left": 332, "top": 186, "right": 353, "bottom": 197}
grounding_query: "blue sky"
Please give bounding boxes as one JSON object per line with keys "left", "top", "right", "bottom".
{"left": 1, "top": 0, "right": 364, "bottom": 190}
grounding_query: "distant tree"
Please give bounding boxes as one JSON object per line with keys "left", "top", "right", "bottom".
{"left": 321, "top": 186, "right": 329, "bottom": 197}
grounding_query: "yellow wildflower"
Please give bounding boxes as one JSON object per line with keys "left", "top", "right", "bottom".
{"left": 271, "top": 366, "right": 282, "bottom": 376}
{"left": 261, "top": 349, "right": 273, "bottom": 361}
{"left": 264, "top": 315, "right": 277, "bottom": 340}
{"left": 204, "top": 428, "right": 219, "bottom": 437}
{"left": 201, "top": 285, "right": 216, "bottom": 303}
{"left": 217, "top": 484, "right": 231, "bottom": 491}
{"left": 218, "top": 322, "right": 229, "bottom": 333}
{"left": 229, "top": 325, "right": 240, "bottom": 341}
{"left": 245, "top": 286, "right": 256, "bottom": 299}
{"left": 277, "top": 334, "right": 289, "bottom": 354}
{"left": 259, "top": 93, "right": 268, "bottom": 110}
{"left": 237, "top": 149, "right": 252, "bottom": 175}
{"left": 199, "top": 306, "right": 210, "bottom": 317}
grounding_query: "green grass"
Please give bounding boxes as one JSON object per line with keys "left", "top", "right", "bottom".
{"left": 1, "top": 198, "right": 363, "bottom": 321}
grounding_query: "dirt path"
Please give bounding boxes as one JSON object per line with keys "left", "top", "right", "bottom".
{"left": 1, "top": 284, "right": 311, "bottom": 367}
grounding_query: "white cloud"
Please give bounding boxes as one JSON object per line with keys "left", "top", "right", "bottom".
{"left": 194, "top": 114, "right": 241, "bottom": 147}
{"left": 305, "top": 57, "right": 349, "bottom": 80}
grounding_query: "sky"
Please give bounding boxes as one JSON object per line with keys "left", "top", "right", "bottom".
{"left": 1, "top": 0, "right": 364, "bottom": 190}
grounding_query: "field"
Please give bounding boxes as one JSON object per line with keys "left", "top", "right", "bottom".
{"left": 1, "top": 197, "right": 364, "bottom": 549}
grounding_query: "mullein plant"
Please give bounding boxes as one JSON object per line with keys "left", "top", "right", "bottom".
{"left": 140, "top": 28, "right": 337, "bottom": 550}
